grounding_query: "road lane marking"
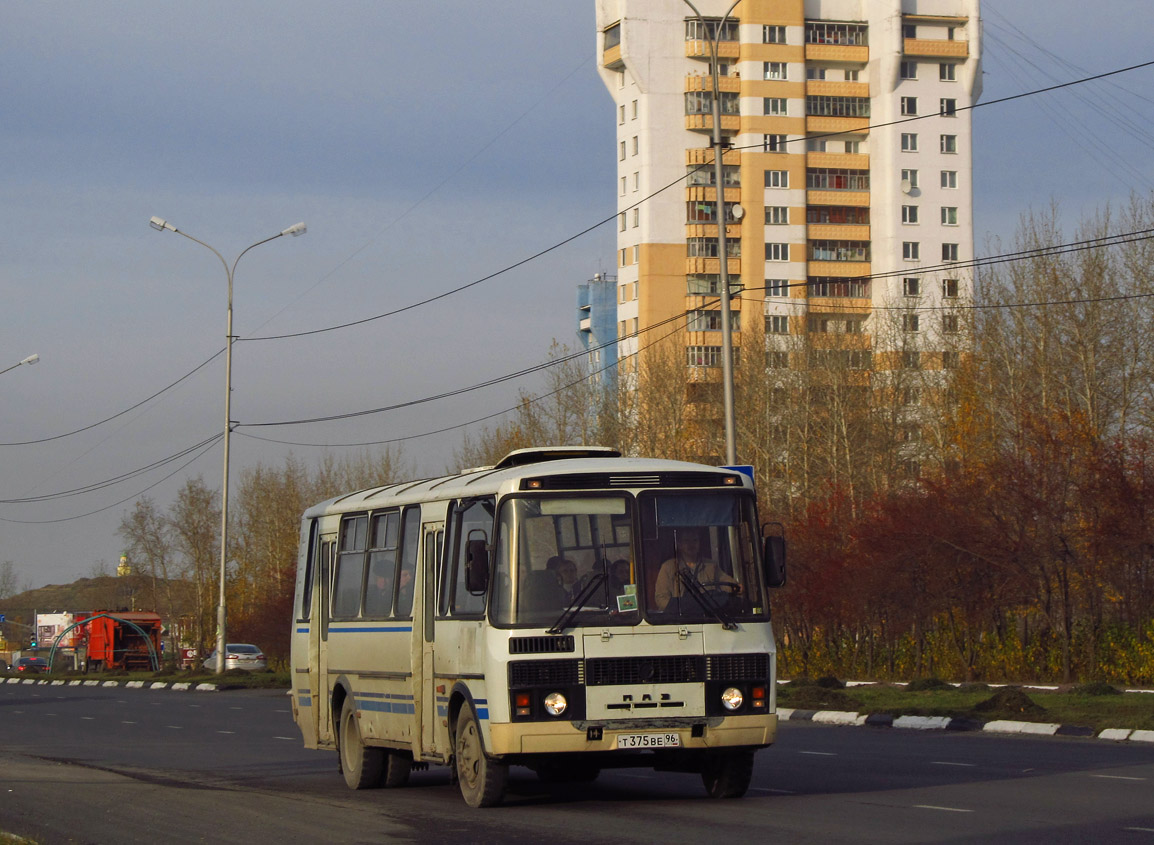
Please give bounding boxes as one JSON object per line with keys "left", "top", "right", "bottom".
{"left": 931, "top": 761, "right": 976, "bottom": 767}
{"left": 1122, "top": 827, "right": 1154, "bottom": 833}
{"left": 272, "top": 736, "right": 296, "bottom": 741}
{"left": 80, "top": 716, "right": 95, "bottom": 720}
{"left": 751, "top": 787, "right": 796, "bottom": 794}
{"left": 217, "top": 730, "right": 236, "bottom": 735}
{"left": 915, "top": 805, "right": 973, "bottom": 813}
{"left": 1092, "top": 774, "right": 1145, "bottom": 781}
{"left": 121, "top": 721, "right": 136, "bottom": 725}
{"left": 166, "top": 725, "right": 183, "bottom": 730}
{"left": 799, "top": 751, "right": 836, "bottom": 756}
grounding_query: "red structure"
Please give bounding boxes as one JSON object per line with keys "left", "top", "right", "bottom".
{"left": 76, "top": 612, "right": 163, "bottom": 672}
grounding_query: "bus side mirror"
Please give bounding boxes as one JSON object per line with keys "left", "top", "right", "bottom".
{"left": 465, "top": 535, "right": 490, "bottom": 594}
{"left": 763, "top": 535, "right": 786, "bottom": 588}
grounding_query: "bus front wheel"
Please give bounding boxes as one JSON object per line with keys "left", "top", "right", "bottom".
{"left": 339, "top": 697, "right": 385, "bottom": 789}
{"left": 701, "top": 748, "right": 755, "bottom": 798}
{"left": 454, "top": 704, "right": 507, "bottom": 807}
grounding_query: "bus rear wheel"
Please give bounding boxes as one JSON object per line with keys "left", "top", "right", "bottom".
{"left": 454, "top": 704, "right": 507, "bottom": 807}
{"left": 701, "top": 748, "right": 754, "bottom": 799}
{"left": 339, "top": 697, "right": 385, "bottom": 789}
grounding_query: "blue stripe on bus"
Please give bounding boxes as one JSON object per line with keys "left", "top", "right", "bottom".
{"left": 298, "top": 695, "right": 312, "bottom": 708}
{"left": 329, "top": 625, "right": 414, "bottom": 633}
{"left": 359, "top": 700, "right": 416, "bottom": 715}
{"left": 296, "top": 627, "right": 309, "bottom": 634}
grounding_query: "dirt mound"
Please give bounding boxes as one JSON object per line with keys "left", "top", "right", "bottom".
{"left": 973, "top": 686, "right": 1047, "bottom": 718}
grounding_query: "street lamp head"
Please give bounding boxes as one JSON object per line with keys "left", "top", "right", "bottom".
{"left": 20, "top": 354, "right": 39, "bottom": 366}
{"left": 281, "top": 222, "right": 307, "bottom": 237}
{"left": 149, "top": 216, "right": 177, "bottom": 233}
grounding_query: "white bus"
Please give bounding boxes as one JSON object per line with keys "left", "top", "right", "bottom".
{"left": 290, "top": 447, "right": 786, "bottom": 807}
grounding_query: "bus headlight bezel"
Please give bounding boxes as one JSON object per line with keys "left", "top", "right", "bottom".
{"left": 544, "top": 692, "right": 568, "bottom": 716}
{"left": 721, "top": 686, "right": 744, "bottom": 711}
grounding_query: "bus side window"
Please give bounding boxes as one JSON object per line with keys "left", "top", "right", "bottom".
{"left": 364, "top": 511, "right": 400, "bottom": 618}
{"left": 395, "top": 506, "right": 420, "bottom": 618}
{"left": 333, "top": 515, "right": 368, "bottom": 618}
{"left": 300, "top": 519, "right": 317, "bottom": 621}
{"left": 448, "top": 499, "right": 492, "bottom": 617}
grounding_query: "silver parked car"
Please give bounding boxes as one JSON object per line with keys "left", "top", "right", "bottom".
{"left": 202, "top": 643, "right": 267, "bottom": 672}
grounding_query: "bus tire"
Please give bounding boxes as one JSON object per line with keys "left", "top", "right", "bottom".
{"left": 383, "top": 750, "right": 412, "bottom": 788}
{"left": 701, "top": 748, "right": 754, "bottom": 799}
{"left": 454, "top": 704, "right": 507, "bottom": 808}
{"left": 339, "top": 697, "right": 384, "bottom": 790}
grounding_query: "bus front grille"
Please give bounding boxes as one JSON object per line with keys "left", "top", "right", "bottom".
{"left": 706, "top": 653, "right": 769, "bottom": 681}
{"left": 585, "top": 655, "right": 704, "bottom": 686}
{"left": 509, "top": 635, "right": 575, "bottom": 655}
{"left": 508, "top": 659, "right": 583, "bottom": 687}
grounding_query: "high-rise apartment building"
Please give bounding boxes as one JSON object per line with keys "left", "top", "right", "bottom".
{"left": 595, "top": 0, "right": 981, "bottom": 451}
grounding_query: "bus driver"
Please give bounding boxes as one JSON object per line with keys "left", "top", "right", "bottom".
{"left": 654, "top": 530, "right": 737, "bottom": 610}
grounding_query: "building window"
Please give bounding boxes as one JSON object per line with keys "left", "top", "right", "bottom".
{"left": 845, "top": 140, "right": 861, "bottom": 154}
{"left": 903, "top": 277, "right": 920, "bottom": 296}
{"left": 766, "top": 278, "right": 788, "bottom": 297}
{"left": 940, "top": 98, "right": 957, "bottom": 116}
{"left": 900, "top": 96, "right": 918, "bottom": 116}
{"left": 685, "top": 90, "right": 739, "bottom": 115}
{"left": 767, "top": 350, "right": 789, "bottom": 368}
{"left": 940, "top": 63, "right": 957, "bottom": 82}
{"left": 632, "top": 208, "right": 640, "bottom": 227}
{"left": 806, "top": 137, "right": 827, "bottom": 152}
{"left": 688, "top": 201, "right": 737, "bottom": 223}
{"left": 620, "top": 176, "right": 626, "bottom": 196}
{"left": 845, "top": 69, "right": 860, "bottom": 82}
{"left": 687, "top": 345, "right": 724, "bottom": 367}
{"left": 902, "top": 168, "right": 919, "bottom": 188}
{"left": 766, "top": 314, "right": 789, "bottom": 334}
{"left": 806, "top": 168, "right": 869, "bottom": 190}
{"left": 688, "top": 309, "right": 738, "bottom": 332}
{"left": 942, "top": 243, "right": 959, "bottom": 262}
{"left": 943, "top": 314, "right": 960, "bottom": 334}
{"left": 806, "top": 96, "right": 870, "bottom": 118}
{"left": 806, "top": 22, "right": 868, "bottom": 47}
{"left": 903, "top": 23, "right": 917, "bottom": 39}
{"left": 633, "top": 171, "right": 640, "bottom": 191}
{"left": 632, "top": 99, "right": 638, "bottom": 118}
{"left": 618, "top": 213, "right": 626, "bottom": 232}
{"left": 941, "top": 134, "right": 958, "bottom": 154}
{"left": 619, "top": 104, "right": 625, "bottom": 125}
{"left": 763, "top": 24, "right": 787, "bottom": 44}
{"left": 604, "top": 23, "right": 622, "bottom": 50}
{"left": 806, "top": 66, "right": 827, "bottom": 80}
{"left": 687, "top": 238, "right": 741, "bottom": 258}
{"left": 806, "top": 206, "right": 869, "bottom": 225}
{"left": 765, "top": 169, "right": 789, "bottom": 188}
{"left": 901, "top": 133, "right": 918, "bottom": 152}
{"left": 764, "top": 62, "right": 788, "bottom": 80}
{"left": 764, "top": 97, "right": 788, "bottom": 116}
{"left": 631, "top": 136, "right": 638, "bottom": 155}
{"left": 942, "top": 278, "right": 959, "bottom": 298}
{"left": 685, "top": 18, "right": 738, "bottom": 42}
{"left": 903, "top": 313, "right": 920, "bottom": 332}
{"left": 619, "top": 141, "right": 626, "bottom": 161}
{"left": 903, "top": 242, "right": 920, "bottom": 261}
{"left": 765, "top": 206, "right": 789, "bottom": 225}
{"left": 808, "top": 240, "right": 869, "bottom": 262}
{"left": 688, "top": 164, "right": 741, "bottom": 187}
{"left": 902, "top": 205, "right": 919, "bottom": 224}
{"left": 942, "top": 350, "right": 959, "bottom": 369}
{"left": 903, "top": 387, "right": 922, "bottom": 405}
{"left": 764, "top": 134, "right": 787, "bottom": 152}
{"left": 903, "top": 350, "right": 921, "bottom": 369}
{"left": 809, "top": 277, "right": 869, "bottom": 297}
{"left": 900, "top": 61, "right": 917, "bottom": 80}
{"left": 687, "top": 274, "right": 740, "bottom": 295}
{"left": 766, "top": 242, "right": 790, "bottom": 262}
{"left": 941, "top": 206, "right": 958, "bottom": 226}
{"left": 941, "top": 170, "right": 958, "bottom": 189}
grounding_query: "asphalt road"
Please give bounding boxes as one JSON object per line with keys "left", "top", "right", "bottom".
{"left": 3, "top": 681, "right": 1154, "bottom": 843}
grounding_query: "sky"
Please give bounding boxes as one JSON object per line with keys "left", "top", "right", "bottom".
{"left": 2, "top": 1, "right": 1153, "bottom": 591}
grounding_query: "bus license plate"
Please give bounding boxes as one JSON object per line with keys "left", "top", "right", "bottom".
{"left": 616, "top": 732, "right": 681, "bottom": 749}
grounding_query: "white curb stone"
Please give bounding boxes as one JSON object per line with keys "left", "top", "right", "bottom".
{"left": 195, "top": 683, "right": 219, "bottom": 692}
{"left": 777, "top": 707, "right": 794, "bottom": 719}
{"left": 150, "top": 682, "right": 169, "bottom": 689}
{"left": 1130, "top": 730, "right": 1154, "bottom": 743}
{"left": 893, "top": 715, "right": 952, "bottom": 730}
{"left": 102, "top": 681, "right": 120, "bottom": 688}
{"left": 1099, "top": 728, "right": 1132, "bottom": 741}
{"left": 813, "top": 710, "right": 867, "bottom": 726}
{"left": 171, "top": 682, "right": 190, "bottom": 691}
{"left": 126, "top": 681, "right": 144, "bottom": 688}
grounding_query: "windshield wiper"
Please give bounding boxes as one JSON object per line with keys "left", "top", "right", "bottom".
{"left": 547, "top": 573, "right": 607, "bottom": 635}
{"left": 676, "top": 569, "right": 738, "bottom": 631}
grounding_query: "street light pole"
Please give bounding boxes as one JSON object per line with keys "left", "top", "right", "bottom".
{"left": 149, "top": 217, "right": 306, "bottom": 673}
{"left": 0, "top": 354, "right": 40, "bottom": 378}
{"left": 684, "top": 0, "right": 741, "bottom": 466}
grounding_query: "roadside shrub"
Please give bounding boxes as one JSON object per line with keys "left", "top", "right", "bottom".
{"left": 906, "top": 677, "right": 952, "bottom": 692}
{"left": 1070, "top": 681, "right": 1121, "bottom": 696}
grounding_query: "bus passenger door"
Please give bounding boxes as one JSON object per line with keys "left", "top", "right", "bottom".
{"left": 416, "top": 523, "right": 443, "bottom": 759}
{"left": 312, "top": 536, "right": 335, "bottom": 746}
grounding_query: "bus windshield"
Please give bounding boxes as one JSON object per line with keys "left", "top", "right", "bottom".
{"left": 490, "top": 491, "right": 766, "bottom": 628}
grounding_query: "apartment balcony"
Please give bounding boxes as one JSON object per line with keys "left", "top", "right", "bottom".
{"left": 804, "top": 43, "right": 868, "bottom": 64}
{"left": 904, "top": 38, "right": 968, "bottom": 58}
{"left": 807, "top": 260, "right": 870, "bottom": 278}
{"left": 807, "top": 223, "right": 870, "bottom": 241}
{"left": 806, "top": 115, "right": 869, "bottom": 134}
{"left": 686, "top": 185, "right": 742, "bottom": 204}
{"left": 602, "top": 43, "right": 624, "bottom": 69}
{"left": 807, "top": 189, "right": 870, "bottom": 207}
{"left": 685, "top": 39, "right": 740, "bottom": 60}
{"left": 685, "top": 113, "right": 741, "bottom": 134}
{"left": 805, "top": 80, "right": 870, "bottom": 99}
{"left": 685, "top": 223, "right": 742, "bottom": 240}
{"left": 686, "top": 257, "right": 741, "bottom": 276}
{"left": 807, "top": 296, "right": 872, "bottom": 313}
{"left": 686, "top": 148, "right": 740, "bottom": 166}
{"left": 685, "top": 74, "right": 741, "bottom": 94}
{"left": 807, "top": 151, "right": 869, "bottom": 170}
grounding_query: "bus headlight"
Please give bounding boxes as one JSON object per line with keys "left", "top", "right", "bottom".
{"left": 544, "top": 692, "right": 568, "bottom": 716}
{"left": 721, "top": 687, "right": 744, "bottom": 711}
